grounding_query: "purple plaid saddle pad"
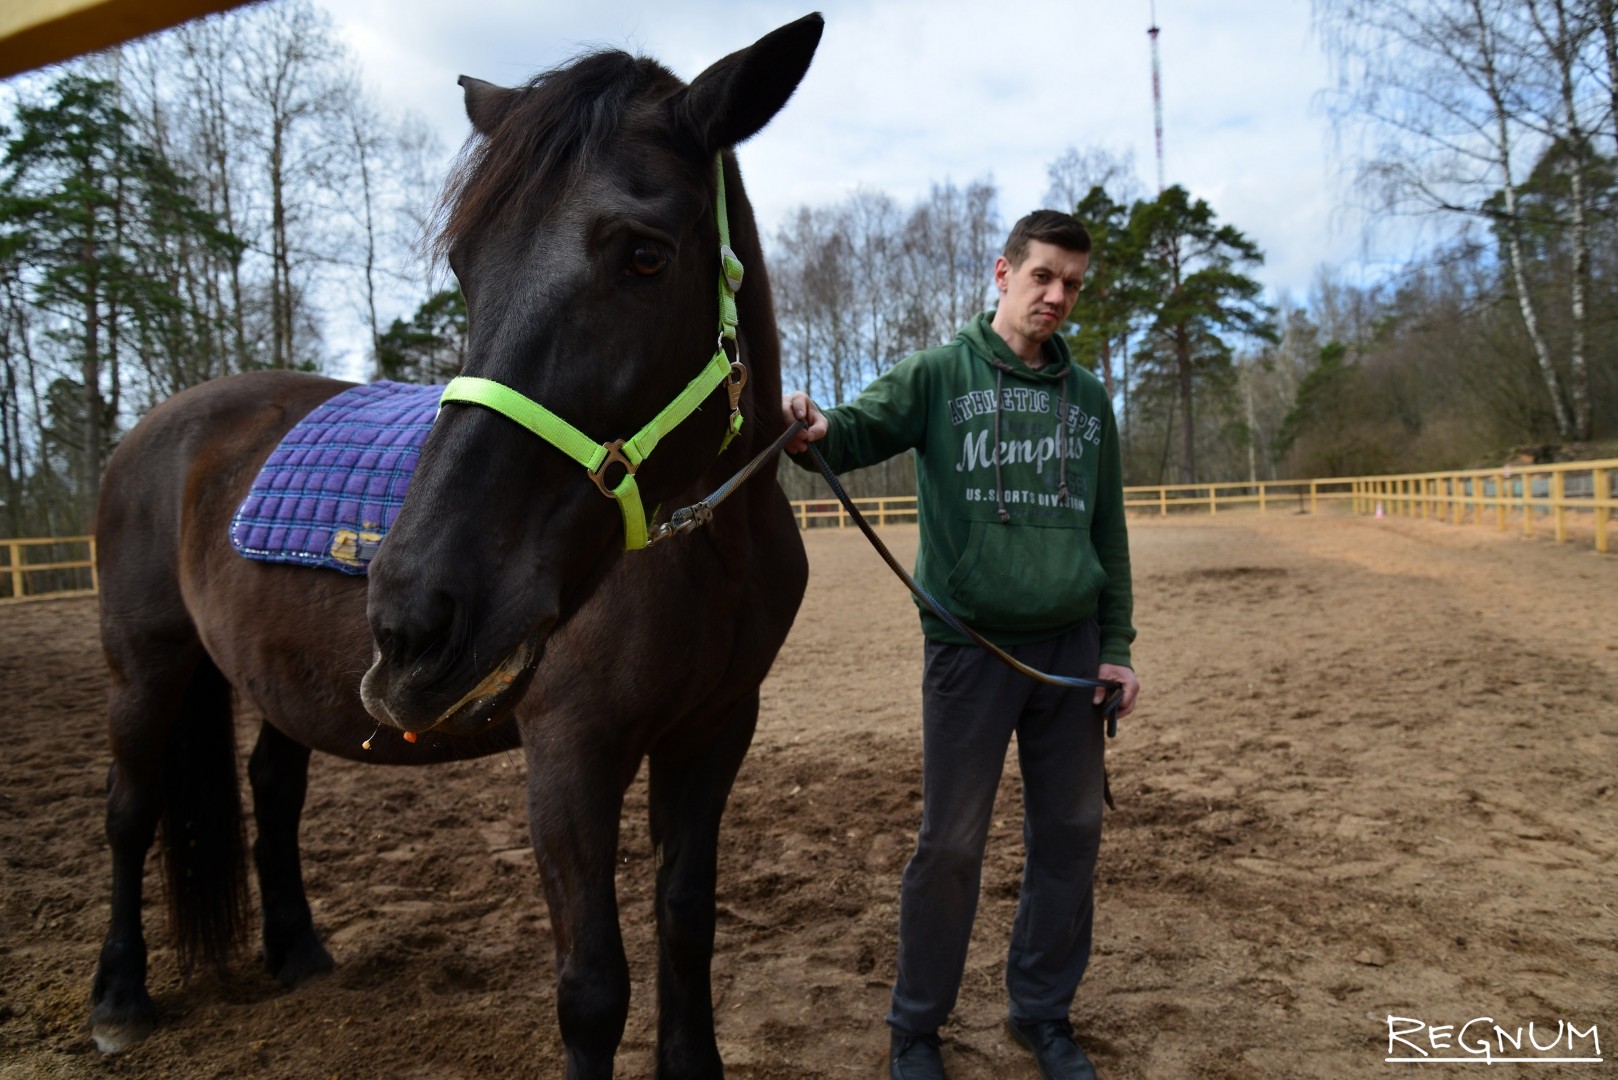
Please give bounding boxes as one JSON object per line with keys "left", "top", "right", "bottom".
{"left": 229, "top": 380, "right": 442, "bottom": 574}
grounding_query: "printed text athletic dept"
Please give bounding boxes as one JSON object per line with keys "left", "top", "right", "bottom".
{"left": 949, "top": 386, "right": 1102, "bottom": 513}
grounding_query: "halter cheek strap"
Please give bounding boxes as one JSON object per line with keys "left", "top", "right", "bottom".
{"left": 437, "top": 155, "right": 746, "bottom": 550}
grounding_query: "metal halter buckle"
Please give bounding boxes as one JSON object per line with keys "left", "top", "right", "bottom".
{"left": 588, "top": 439, "right": 636, "bottom": 498}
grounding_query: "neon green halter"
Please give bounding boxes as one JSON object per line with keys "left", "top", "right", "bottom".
{"left": 437, "top": 155, "right": 747, "bottom": 550}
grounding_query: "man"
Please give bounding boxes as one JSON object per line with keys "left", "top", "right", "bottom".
{"left": 782, "top": 210, "right": 1140, "bottom": 1080}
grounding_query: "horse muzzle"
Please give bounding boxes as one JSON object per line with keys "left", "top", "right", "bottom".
{"left": 360, "top": 630, "right": 543, "bottom": 737}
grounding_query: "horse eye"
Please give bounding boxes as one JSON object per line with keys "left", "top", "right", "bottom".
{"left": 626, "top": 243, "right": 668, "bottom": 277}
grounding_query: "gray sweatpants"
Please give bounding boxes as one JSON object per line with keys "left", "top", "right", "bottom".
{"left": 886, "top": 619, "right": 1106, "bottom": 1036}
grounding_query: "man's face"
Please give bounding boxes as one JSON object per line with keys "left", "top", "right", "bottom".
{"left": 993, "top": 240, "right": 1090, "bottom": 347}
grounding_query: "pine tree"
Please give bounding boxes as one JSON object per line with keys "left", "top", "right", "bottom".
{"left": 1127, "top": 186, "right": 1275, "bottom": 483}
{"left": 0, "top": 74, "right": 239, "bottom": 525}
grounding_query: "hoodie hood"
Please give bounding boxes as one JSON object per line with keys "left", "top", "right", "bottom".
{"left": 957, "top": 311, "right": 1074, "bottom": 381}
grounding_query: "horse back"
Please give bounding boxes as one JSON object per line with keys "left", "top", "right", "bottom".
{"left": 98, "top": 372, "right": 352, "bottom": 612}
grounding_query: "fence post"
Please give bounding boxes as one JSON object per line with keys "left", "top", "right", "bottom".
{"left": 1310, "top": 480, "right": 1318, "bottom": 515}
{"left": 1495, "top": 473, "right": 1506, "bottom": 531}
{"left": 1523, "top": 472, "right": 1534, "bottom": 537}
{"left": 6, "top": 540, "right": 19, "bottom": 601}
{"left": 1260, "top": 483, "right": 1268, "bottom": 514}
{"left": 1596, "top": 468, "right": 1610, "bottom": 555}
{"left": 1210, "top": 485, "right": 1218, "bottom": 516}
{"left": 89, "top": 536, "right": 99, "bottom": 594}
{"left": 1159, "top": 488, "right": 1167, "bottom": 517}
{"left": 1553, "top": 470, "right": 1567, "bottom": 544}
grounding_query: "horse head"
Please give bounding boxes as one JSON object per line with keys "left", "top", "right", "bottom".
{"left": 360, "top": 14, "right": 823, "bottom": 736}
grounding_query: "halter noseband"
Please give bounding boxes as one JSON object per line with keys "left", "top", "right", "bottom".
{"left": 437, "top": 155, "right": 747, "bottom": 550}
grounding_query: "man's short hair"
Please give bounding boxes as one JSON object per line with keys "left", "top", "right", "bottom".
{"left": 1003, "top": 210, "right": 1092, "bottom": 267}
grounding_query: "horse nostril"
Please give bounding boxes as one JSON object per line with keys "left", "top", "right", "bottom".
{"left": 373, "top": 587, "right": 459, "bottom": 672}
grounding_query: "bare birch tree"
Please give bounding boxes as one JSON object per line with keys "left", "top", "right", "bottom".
{"left": 1316, "top": 0, "right": 1608, "bottom": 439}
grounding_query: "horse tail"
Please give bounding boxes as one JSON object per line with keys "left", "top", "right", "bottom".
{"left": 159, "top": 653, "right": 250, "bottom": 977}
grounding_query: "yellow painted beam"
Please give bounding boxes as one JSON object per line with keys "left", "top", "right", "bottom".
{"left": 1, "top": 0, "right": 249, "bottom": 80}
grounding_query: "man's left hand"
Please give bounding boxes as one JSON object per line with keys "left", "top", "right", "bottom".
{"left": 1095, "top": 663, "right": 1140, "bottom": 719}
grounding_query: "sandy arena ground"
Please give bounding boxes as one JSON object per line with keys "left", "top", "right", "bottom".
{"left": 1, "top": 509, "right": 1614, "bottom": 1079}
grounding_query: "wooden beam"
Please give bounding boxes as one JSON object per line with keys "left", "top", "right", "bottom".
{"left": 1, "top": 0, "right": 250, "bottom": 80}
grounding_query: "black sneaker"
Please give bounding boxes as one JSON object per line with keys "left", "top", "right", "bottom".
{"left": 1005, "top": 1016, "right": 1098, "bottom": 1080}
{"left": 889, "top": 1028, "right": 946, "bottom": 1080}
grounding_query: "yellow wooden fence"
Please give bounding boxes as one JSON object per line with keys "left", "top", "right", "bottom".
{"left": 5, "top": 459, "right": 1613, "bottom": 602}
{"left": 1346, "top": 459, "right": 1616, "bottom": 555}
{"left": 1, "top": 536, "right": 98, "bottom": 604}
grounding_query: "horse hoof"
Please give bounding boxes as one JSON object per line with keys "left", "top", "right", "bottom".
{"left": 271, "top": 939, "right": 335, "bottom": 988}
{"left": 88, "top": 1000, "right": 157, "bottom": 1054}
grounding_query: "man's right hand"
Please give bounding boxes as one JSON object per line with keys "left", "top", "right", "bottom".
{"left": 781, "top": 391, "right": 827, "bottom": 454}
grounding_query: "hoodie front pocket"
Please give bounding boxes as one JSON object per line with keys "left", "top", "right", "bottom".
{"left": 942, "top": 519, "right": 1106, "bottom": 633}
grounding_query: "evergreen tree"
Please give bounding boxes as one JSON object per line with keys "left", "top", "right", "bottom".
{"left": 375, "top": 289, "right": 467, "bottom": 384}
{"left": 1127, "top": 186, "right": 1275, "bottom": 483}
{"left": 1064, "top": 184, "right": 1142, "bottom": 400}
{"left": 0, "top": 74, "right": 239, "bottom": 525}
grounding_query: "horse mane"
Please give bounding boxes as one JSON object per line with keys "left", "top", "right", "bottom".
{"left": 434, "top": 50, "right": 683, "bottom": 262}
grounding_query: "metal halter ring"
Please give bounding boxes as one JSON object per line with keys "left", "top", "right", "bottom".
{"left": 589, "top": 439, "right": 636, "bottom": 498}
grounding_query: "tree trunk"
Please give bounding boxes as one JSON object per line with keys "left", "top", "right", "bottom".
{"left": 1599, "top": 0, "right": 1618, "bottom": 153}
{"left": 81, "top": 234, "right": 102, "bottom": 524}
{"left": 1472, "top": 0, "right": 1572, "bottom": 439}
{"left": 1176, "top": 324, "right": 1195, "bottom": 483}
{"left": 1098, "top": 319, "right": 1115, "bottom": 398}
{"left": 271, "top": 121, "right": 290, "bottom": 368}
{"left": 1244, "top": 364, "right": 1259, "bottom": 484}
{"left": 1547, "top": 0, "right": 1593, "bottom": 439}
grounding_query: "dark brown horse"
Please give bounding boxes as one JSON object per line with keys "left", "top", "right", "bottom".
{"left": 89, "top": 15, "right": 821, "bottom": 1078}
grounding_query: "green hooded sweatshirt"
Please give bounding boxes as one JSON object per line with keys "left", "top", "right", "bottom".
{"left": 795, "top": 312, "right": 1135, "bottom": 668}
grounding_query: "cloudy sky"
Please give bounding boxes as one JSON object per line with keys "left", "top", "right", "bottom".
{"left": 321, "top": 0, "right": 1389, "bottom": 305}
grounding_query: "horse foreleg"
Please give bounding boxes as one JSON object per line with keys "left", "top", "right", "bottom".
{"left": 527, "top": 734, "right": 633, "bottom": 1080}
{"left": 646, "top": 692, "right": 759, "bottom": 1080}
{"left": 248, "top": 721, "right": 334, "bottom": 987}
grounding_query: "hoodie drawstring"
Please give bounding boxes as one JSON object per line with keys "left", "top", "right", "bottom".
{"left": 993, "top": 366, "right": 1011, "bottom": 523}
{"left": 1056, "top": 372, "right": 1071, "bottom": 505}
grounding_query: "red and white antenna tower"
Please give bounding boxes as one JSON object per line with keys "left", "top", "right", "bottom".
{"left": 1148, "top": 0, "right": 1165, "bottom": 192}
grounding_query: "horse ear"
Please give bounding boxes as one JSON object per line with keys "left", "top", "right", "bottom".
{"left": 672, "top": 12, "right": 824, "bottom": 153}
{"left": 459, "top": 75, "right": 517, "bottom": 135}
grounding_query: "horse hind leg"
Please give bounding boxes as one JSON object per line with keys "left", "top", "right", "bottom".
{"left": 89, "top": 647, "right": 250, "bottom": 1053}
{"left": 248, "top": 720, "right": 333, "bottom": 986}
{"left": 647, "top": 692, "right": 760, "bottom": 1080}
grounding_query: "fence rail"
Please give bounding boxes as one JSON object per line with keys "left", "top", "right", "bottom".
{"left": 1120, "top": 479, "right": 1357, "bottom": 516}
{"left": 6, "top": 458, "right": 1613, "bottom": 603}
{"left": 0, "top": 535, "right": 97, "bottom": 604}
{"left": 1345, "top": 459, "right": 1616, "bottom": 555}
